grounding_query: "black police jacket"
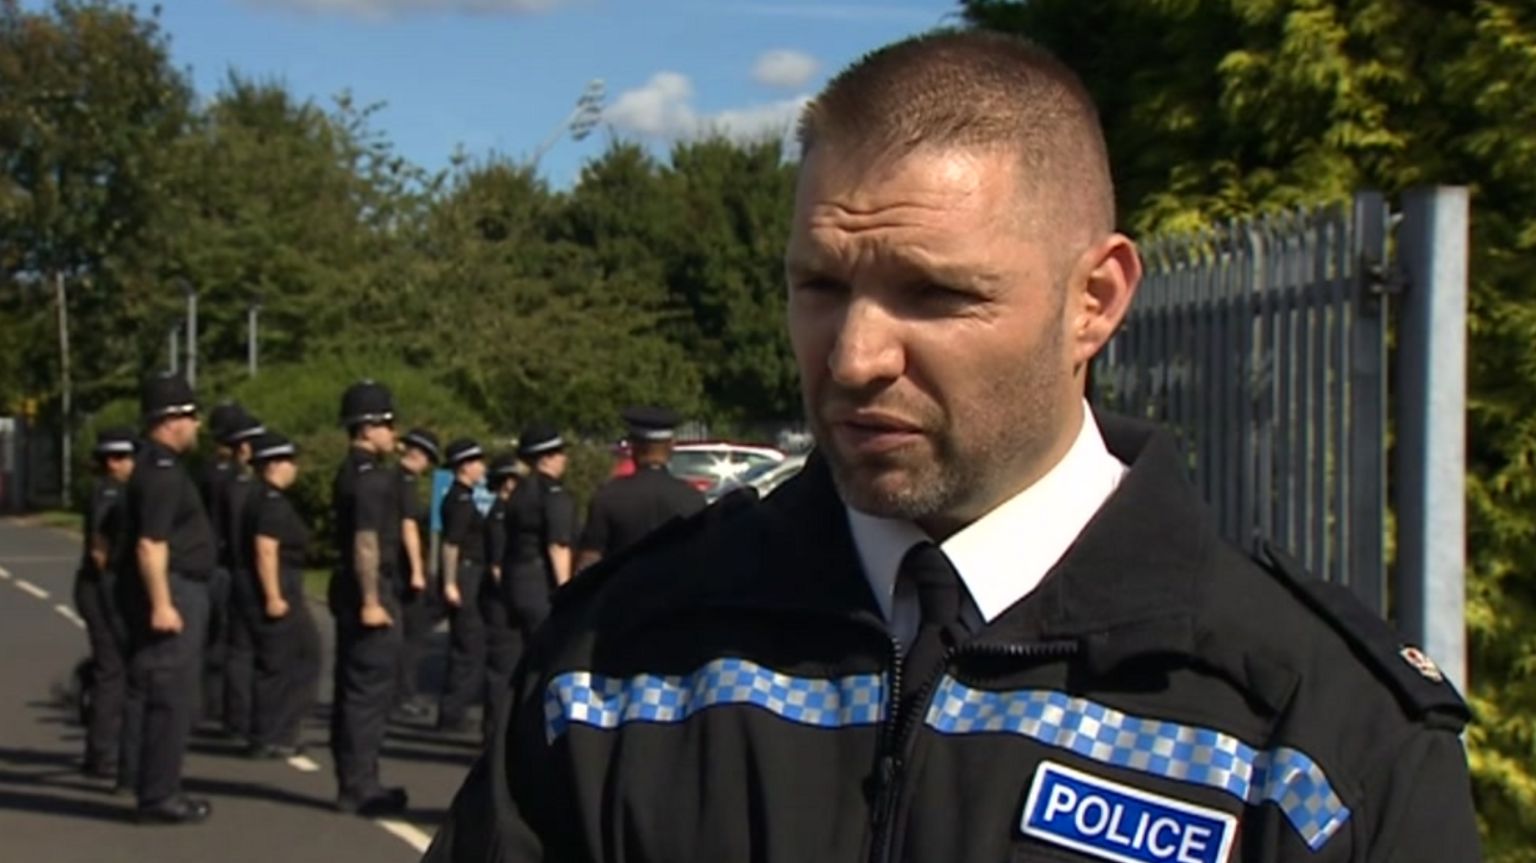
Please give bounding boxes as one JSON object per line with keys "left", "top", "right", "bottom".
{"left": 428, "top": 414, "right": 1479, "bottom": 863}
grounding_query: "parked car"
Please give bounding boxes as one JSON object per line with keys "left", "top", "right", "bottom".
{"left": 733, "top": 453, "right": 808, "bottom": 499}
{"left": 668, "top": 442, "right": 786, "bottom": 502}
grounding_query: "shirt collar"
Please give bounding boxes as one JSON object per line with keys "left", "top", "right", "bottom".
{"left": 847, "top": 401, "right": 1128, "bottom": 625}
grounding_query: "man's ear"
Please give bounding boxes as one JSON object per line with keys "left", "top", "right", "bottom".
{"left": 1069, "top": 233, "right": 1141, "bottom": 369}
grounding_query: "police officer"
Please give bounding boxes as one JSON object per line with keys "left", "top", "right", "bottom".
{"left": 74, "top": 426, "right": 135, "bottom": 780}
{"left": 118, "top": 374, "right": 215, "bottom": 825}
{"left": 329, "top": 380, "right": 408, "bottom": 815}
{"left": 427, "top": 32, "right": 1480, "bottom": 862}
{"left": 241, "top": 431, "right": 321, "bottom": 759}
{"left": 202, "top": 402, "right": 265, "bottom": 738}
{"left": 481, "top": 454, "right": 520, "bottom": 742}
{"left": 394, "top": 427, "right": 440, "bottom": 720}
{"left": 436, "top": 438, "right": 489, "bottom": 734}
{"left": 575, "top": 406, "right": 705, "bottom": 572}
{"left": 501, "top": 424, "right": 576, "bottom": 642}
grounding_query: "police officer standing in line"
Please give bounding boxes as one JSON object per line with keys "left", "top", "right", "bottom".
{"left": 329, "top": 380, "right": 408, "bottom": 815}
{"left": 74, "top": 426, "right": 136, "bottom": 780}
{"left": 243, "top": 431, "right": 321, "bottom": 759}
{"left": 118, "top": 374, "right": 215, "bottom": 825}
{"left": 575, "top": 406, "right": 705, "bottom": 572}
{"left": 436, "top": 439, "right": 489, "bottom": 734}
{"left": 394, "top": 427, "right": 440, "bottom": 721}
{"left": 501, "top": 424, "right": 576, "bottom": 643}
{"left": 201, "top": 403, "right": 265, "bottom": 739}
{"left": 481, "top": 454, "right": 520, "bottom": 743}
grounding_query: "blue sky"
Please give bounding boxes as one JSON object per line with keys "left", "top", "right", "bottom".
{"left": 133, "top": 0, "right": 961, "bottom": 187}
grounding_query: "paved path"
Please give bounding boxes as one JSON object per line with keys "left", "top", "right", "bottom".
{"left": 0, "top": 518, "right": 476, "bottom": 863}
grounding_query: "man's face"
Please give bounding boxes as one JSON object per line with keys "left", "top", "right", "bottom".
{"left": 168, "top": 414, "right": 200, "bottom": 452}
{"left": 105, "top": 454, "right": 134, "bottom": 483}
{"left": 364, "top": 422, "right": 397, "bottom": 454}
{"left": 786, "top": 146, "right": 1086, "bottom": 533}
{"left": 399, "top": 447, "right": 430, "bottom": 476}
{"left": 541, "top": 451, "right": 568, "bottom": 479}
{"left": 459, "top": 458, "right": 486, "bottom": 486}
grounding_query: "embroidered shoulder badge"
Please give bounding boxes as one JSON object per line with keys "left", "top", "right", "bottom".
{"left": 1399, "top": 646, "right": 1445, "bottom": 683}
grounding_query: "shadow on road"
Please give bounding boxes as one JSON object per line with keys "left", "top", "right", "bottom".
{"left": 0, "top": 787, "right": 132, "bottom": 823}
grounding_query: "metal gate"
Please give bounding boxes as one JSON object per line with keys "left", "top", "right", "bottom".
{"left": 1094, "top": 193, "right": 1391, "bottom": 614}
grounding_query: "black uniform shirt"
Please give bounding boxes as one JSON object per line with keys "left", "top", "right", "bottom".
{"left": 442, "top": 481, "right": 486, "bottom": 564}
{"left": 331, "top": 446, "right": 401, "bottom": 585}
{"left": 201, "top": 457, "right": 238, "bottom": 569}
{"left": 397, "top": 466, "right": 425, "bottom": 573}
{"left": 80, "top": 477, "right": 127, "bottom": 577}
{"left": 248, "top": 481, "right": 309, "bottom": 571}
{"left": 506, "top": 471, "right": 577, "bottom": 569}
{"left": 578, "top": 465, "right": 706, "bottom": 559}
{"left": 224, "top": 472, "right": 256, "bottom": 572}
{"left": 485, "top": 496, "right": 509, "bottom": 570}
{"left": 126, "top": 438, "right": 216, "bottom": 576}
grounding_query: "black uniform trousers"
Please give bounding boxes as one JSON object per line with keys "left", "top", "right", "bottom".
{"left": 124, "top": 571, "right": 211, "bottom": 806}
{"left": 330, "top": 586, "right": 403, "bottom": 800}
{"left": 480, "top": 574, "right": 519, "bottom": 744}
{"left": 73, "top": 570, "right": 127, "bottom": 772}
{"left": 250, "top": 569, "right": 321, "bottom": 748}
{"left": 396, "top": 575, "right": 438, "bottom": 705}
{"left": 439, "top": 560, "right": 487, "bottom": 725}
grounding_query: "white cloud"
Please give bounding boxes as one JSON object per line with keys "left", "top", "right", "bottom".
{"left": 244, "top": 0, "right": 576, "bottom": 18}
{"left": 605, "top": 72, "right": 809, "bottom": 143}
{"left": 753, "top": 49, "right": 819, "bottom": 90}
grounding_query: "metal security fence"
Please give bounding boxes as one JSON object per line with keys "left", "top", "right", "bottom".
{"left": 1094, "top": 193, "right": 1392, "bottom": 614}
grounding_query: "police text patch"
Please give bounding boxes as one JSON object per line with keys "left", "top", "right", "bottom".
{"left": 1021, "top": 761, "right": 1237, "bottom": 863}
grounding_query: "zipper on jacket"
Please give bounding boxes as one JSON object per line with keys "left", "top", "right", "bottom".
{"left": 867, "top": 638, "right": 1080, "bottom": 863}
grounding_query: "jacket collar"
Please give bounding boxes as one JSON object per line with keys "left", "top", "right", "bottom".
{"left": 694, "top": 412, "right": 1217, "bottom": 666}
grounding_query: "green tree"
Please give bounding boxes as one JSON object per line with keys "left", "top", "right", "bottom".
{"left": 963, "top": 0, "right": 1536, "bottom": 855}
{"left": 662, "top": 136, "right": 799, "bottom": 421}
{"left": 0, "top": 0, "right": 193, "bottom": 417}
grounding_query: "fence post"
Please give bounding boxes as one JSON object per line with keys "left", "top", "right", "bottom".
{"left": 1348, "top": 192, "right": 1389, "bottom": 615}
{"left": 1395, "top": 186, "right": 1469, "bottom": 693}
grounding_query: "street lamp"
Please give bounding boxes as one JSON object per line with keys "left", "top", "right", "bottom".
{"left": 529, "top": 78, "right": 606, "bottom": 169}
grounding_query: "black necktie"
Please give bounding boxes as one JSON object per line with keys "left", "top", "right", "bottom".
{"left": 896, "top": 542, "right": 970, "bottom": 720}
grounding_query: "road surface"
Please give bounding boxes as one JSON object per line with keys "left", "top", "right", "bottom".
{"left": 0, "top": 517, "right": 477, "bottom": 863}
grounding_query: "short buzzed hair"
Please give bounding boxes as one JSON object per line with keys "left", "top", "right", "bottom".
{"left": 797, "top": 30, "right": 1115, "bottom": 243}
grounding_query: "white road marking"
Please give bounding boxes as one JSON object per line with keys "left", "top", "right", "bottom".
{"left": 374, "top": 818, "right": 434, "bottom": 853}
{"left": 286, "top": 755, "right": 321, "bottom": 773}
{"left": 54, "top": 604, "right": 85, "bottom": 628}
{"left": 16, "top": 579, "right": 49, "bottom": 600}
{"left": 0, "top": 566, "right": 10, "bottom": 579}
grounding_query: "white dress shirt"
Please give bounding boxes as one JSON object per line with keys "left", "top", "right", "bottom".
{"left": 847, "top": 403, "right": 1128, "bottom": 646}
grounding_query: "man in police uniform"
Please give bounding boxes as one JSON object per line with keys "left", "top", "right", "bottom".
{"left": 436, "top": 438, "right": 489, "bottom": 734}
{"left": 394, "top": 427, "right": 440, "bottom": 720}
{"left": 201, "top": 402, "right": 265, "bottom": 738}
{"left": 575, "top": 407, "right": 705, "bottom": 572}
{"left": 329, "top": 380, "right": 408, "bottom": 815}
{"left": 74, "top": 426, "right": 135, "bottom": 780}
{"left": 499, "top": 424, "right": 576, "bottom": 647}
{"left": 119, "top": 374, "right": 216, "bottom": 825}
{"left": 481, "top": 453, "right": 520, "bottom": 742}
{"left": 428, "top": 31, "right": 1479, "bottom": 863}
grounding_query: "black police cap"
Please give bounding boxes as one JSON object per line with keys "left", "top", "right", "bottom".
{"left": 401, "top": 428, "right": 442, "bottom": 463}
{"left": 212, "top": 404, "right": 265, "bottom": 446}
{"left": 622, "top": 405, "right": 682, "bottom": 442}
{"left": 141, "top": 374, "right": 197, "bottom": 421}
{"left": 488, "top": 454, "right": 519, "bottom": 480}
{"left": 444, "top": 438, "right": 485, "bottom": 468}
{"left": 249, "top": 430, "right": 298, "bottom": 464}
{"left": 93, "top": 426, "right": 137, "bottom": 457}
{"left": 517, "top": 422, "right": 564, "bottom": 458}
{"left": 339, "top": 379, "right": 395, "bottom": 428}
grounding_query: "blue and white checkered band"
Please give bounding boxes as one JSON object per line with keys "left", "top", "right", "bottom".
{"left": 544, "top": 658, "right": 886, "bottom": 743}
{"left": 925, "top": 680, "right": 1351, "bottom": 851}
